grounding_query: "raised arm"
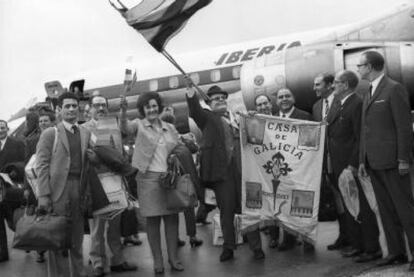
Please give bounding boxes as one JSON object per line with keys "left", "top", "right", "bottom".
{"left": 119, "top": 95, "right": 138, "bottom": 136}
{"left": 185, "top": 82, "right": 209, "bottom": 130}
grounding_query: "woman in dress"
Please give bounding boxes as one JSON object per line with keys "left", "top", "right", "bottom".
{"left": 120, "top": 92, "right": 183, "bottom": 274}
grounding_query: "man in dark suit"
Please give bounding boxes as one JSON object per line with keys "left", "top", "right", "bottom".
{"left": 329, "top": 70, "right": 380, "bottom": 261}
{"left": 0, "top": 119, "right": 25, "bottom": 262}
{"left": 312, "top": 73, "right": 351, "bottom": 251}
{"left": 186, "top": 84, "right": 265, "bottom": 261}
{"left": 358, "top": 51, "right": 414, "bottom": 271}
{"left": 273, "top": 88, "right": 313, "bottom": 251}
{"left": 275, "top": 88, "right": 312, "bottom": 120}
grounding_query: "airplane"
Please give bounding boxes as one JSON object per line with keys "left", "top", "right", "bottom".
{"left": 7, "top": 2, "right": 414, "bottom": 136}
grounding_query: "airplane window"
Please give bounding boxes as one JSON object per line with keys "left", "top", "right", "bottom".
{"left": 190, "top": 73, "right": 200, "bottom": 85}
{"left": 232, "top": 66, "right": 241, "bottom": 79}
{"left": 211, "top": 69, "right": 221, "bottom": 82}
{"left": 149, "top": 80, "right": 158, "bottom": 91}
{"left": 169, "top": 76, "right": 179, "bottom": 88}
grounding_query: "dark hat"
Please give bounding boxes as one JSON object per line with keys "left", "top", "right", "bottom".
{"left": 207, "top": 85, "right": 228, "bottom": 98}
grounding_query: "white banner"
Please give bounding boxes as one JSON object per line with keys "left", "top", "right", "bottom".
{"left": 240, "top": 114, "right": 325, "bottom": 243}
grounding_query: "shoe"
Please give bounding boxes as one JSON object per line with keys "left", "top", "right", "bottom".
{"left": 341, "top": 248, "right": 362, "bottom": 258}
{"left": 409, "top": 261, "right": 414, "bottom": 271}
{"left": 327, "top": 237, "right": 349, "bottom": 251}
{"left": 269, "top": 239, "right": 278, "bottom": 249}
{"left": 110, "top": 262, "right": 138, "bottom": 272}
{"left": 253, "top": 249, "right": 265, "bottom": 260}
{"left": 169, "top": 261, "right": 184, "bottom": 271}
{"left": 92, "top": 266, "right": 105, "bottom": 277}
{"left": 353, "top": 251, "right": 382, "bottom": 263}
{"left": 177, "top": 239, "right": 186, "bottom": 247}
{"left": 0, "top": 256, "right": 9, "bottom": 263}
{"left": 189, "top": 237, "right": 203, "bottom": 248}
{"left": 219, "top": 249, "right": 234, "bottom": 262}
{"left": 154, "top": 267, "right": 165, "bottom": 274}
{"left": 376, "top": 254, "right": 408, "bottom": 266}
{"left": 36, "top": 253, "right": 45, "bottom": 263}
{"left": 123, "top": 237, "right": 143, "bottom": 246}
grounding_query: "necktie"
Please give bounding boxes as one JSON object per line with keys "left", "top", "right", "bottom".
{"left": 324, "top": 99, "right": 330, "bottom": 120}
{"left": 71, "top": 125, "right": 78, "bottom": 134}
{"left": 368, "top": 84, "right": 373, "bottom": 100}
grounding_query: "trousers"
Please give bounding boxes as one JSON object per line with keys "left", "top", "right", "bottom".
{"left": 88, "top": 213, "right": 124, "bottom": 269}
{"left": 47, "top": 177, "right": 85, "bottom": 277}
{"left": 368, "top": 167, "right": 414, "bottom": 255}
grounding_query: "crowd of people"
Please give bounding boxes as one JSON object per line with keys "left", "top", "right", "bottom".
{"left": 0, "top": 50, "right": 414, "bottom": 276}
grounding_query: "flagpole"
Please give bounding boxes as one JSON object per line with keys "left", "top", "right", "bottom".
{"left": 161, "top": 50, "right": 210, "bottom": 102}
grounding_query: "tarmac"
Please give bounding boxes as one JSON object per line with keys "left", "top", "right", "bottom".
{"left": 1, "top": 212, "right": 414, "bottom": 277}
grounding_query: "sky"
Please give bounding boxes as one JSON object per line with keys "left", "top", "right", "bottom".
{"left": 0, "top": 0, "right": 409, "bottom": 120}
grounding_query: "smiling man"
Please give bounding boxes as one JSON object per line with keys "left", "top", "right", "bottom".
{"left": 82, "top": 94, "right": 137, "bottom": 277}
{"left": 275, "top": 88, "right": 312, "bottom": 120}
{"left": 186, "top": 84, "right": 265, "bottom": 261}
{"left": 36, "top": 92, "right": 92, "bottom": 277}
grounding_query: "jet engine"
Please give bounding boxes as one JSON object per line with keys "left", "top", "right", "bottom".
{"left": 240, "top": 41, "right": 414, "bottom": 112}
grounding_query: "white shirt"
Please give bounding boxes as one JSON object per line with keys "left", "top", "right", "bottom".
{"left": 0, "top": 137, "right": 7, "bottom": 151}
{"left": 279, "top": 106, "right": 295, "bottom": 118}
{"left": 370, "top": 73, "right": 385, "bottom": 96}
{"left": 147, "top": 124, "right": 169, "bottom": 173}
{"left": 322, "top": 93, "right": 335, "bottom": 118}
{"left": 62, "top": 120, "right": 79, "bottom": 133}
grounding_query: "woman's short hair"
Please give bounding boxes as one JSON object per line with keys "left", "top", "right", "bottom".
{"left": 136, "top": 92, "right": 164, "bottom": 116}
{"left": 39, "top": 107, "right": 56, "bottom": 122}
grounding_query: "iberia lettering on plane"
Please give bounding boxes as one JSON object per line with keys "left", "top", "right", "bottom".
{"left": 215, "top": 41, "right": 301, "bottom": 65}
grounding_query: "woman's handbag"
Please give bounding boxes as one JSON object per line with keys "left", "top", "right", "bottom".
{"left": 165, "top": 155, "right": 197, "bottom": 211}
{"left": 12, "top": 210, "right": 72, "bottom": 251}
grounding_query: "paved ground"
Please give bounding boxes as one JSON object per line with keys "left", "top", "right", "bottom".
{"left": 1, "top": 212, "right": 413, "bottom": 277}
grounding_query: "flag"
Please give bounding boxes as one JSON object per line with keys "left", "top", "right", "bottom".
{"left": 123, "top": 69, "right": 133, "bottom": 86}
{"left": 111, "top": 0, "right": 212, "bottom": 51}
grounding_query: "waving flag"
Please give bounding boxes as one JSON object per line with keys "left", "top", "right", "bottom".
{"left": 111, "top": 0, "right": 212, "bottom": 51}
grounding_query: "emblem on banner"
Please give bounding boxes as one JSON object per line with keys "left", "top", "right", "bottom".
{"left": 245, "top": 182, "right": 263, "bottom": 209}
{"left": 263, "top": 152, "right": 292, "bottom": 210}
{"left": 245, "top": 117, "right": 266, "bottom": 145}
{"left": 290, "top": 190, "right": 315, "bottom": 218}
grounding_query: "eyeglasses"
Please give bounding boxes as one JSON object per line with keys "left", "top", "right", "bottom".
{"left": 63, "top": 104, "right": 78, "bottom": 109}
{"left": 92, "top": 103, "right": 107, "bottom": 108}
{"left": 210, "top": 95, "right": 227, "bottom": 101}
{"left": 334, "top": 80, "right": 345, "bottom": 84}
{"left": 356, "top": 63, "right": 368, "bottom": 68}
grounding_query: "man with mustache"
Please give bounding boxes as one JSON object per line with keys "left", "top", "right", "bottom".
{"left": 82, "top": 94, "right": 137, "bottom": 277}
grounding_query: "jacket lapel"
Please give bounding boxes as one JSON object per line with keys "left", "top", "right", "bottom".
{"left": 316, "top": 100, "right": 323, "bottom": 122}
{"left": 57, "top": 123, "right": 70, "bottom": 153}
{"left": 366, "top": 76, "right": 387, "bottom": 111}
{"left": 326, "top": 98, "right": 341, "bottom": 124}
